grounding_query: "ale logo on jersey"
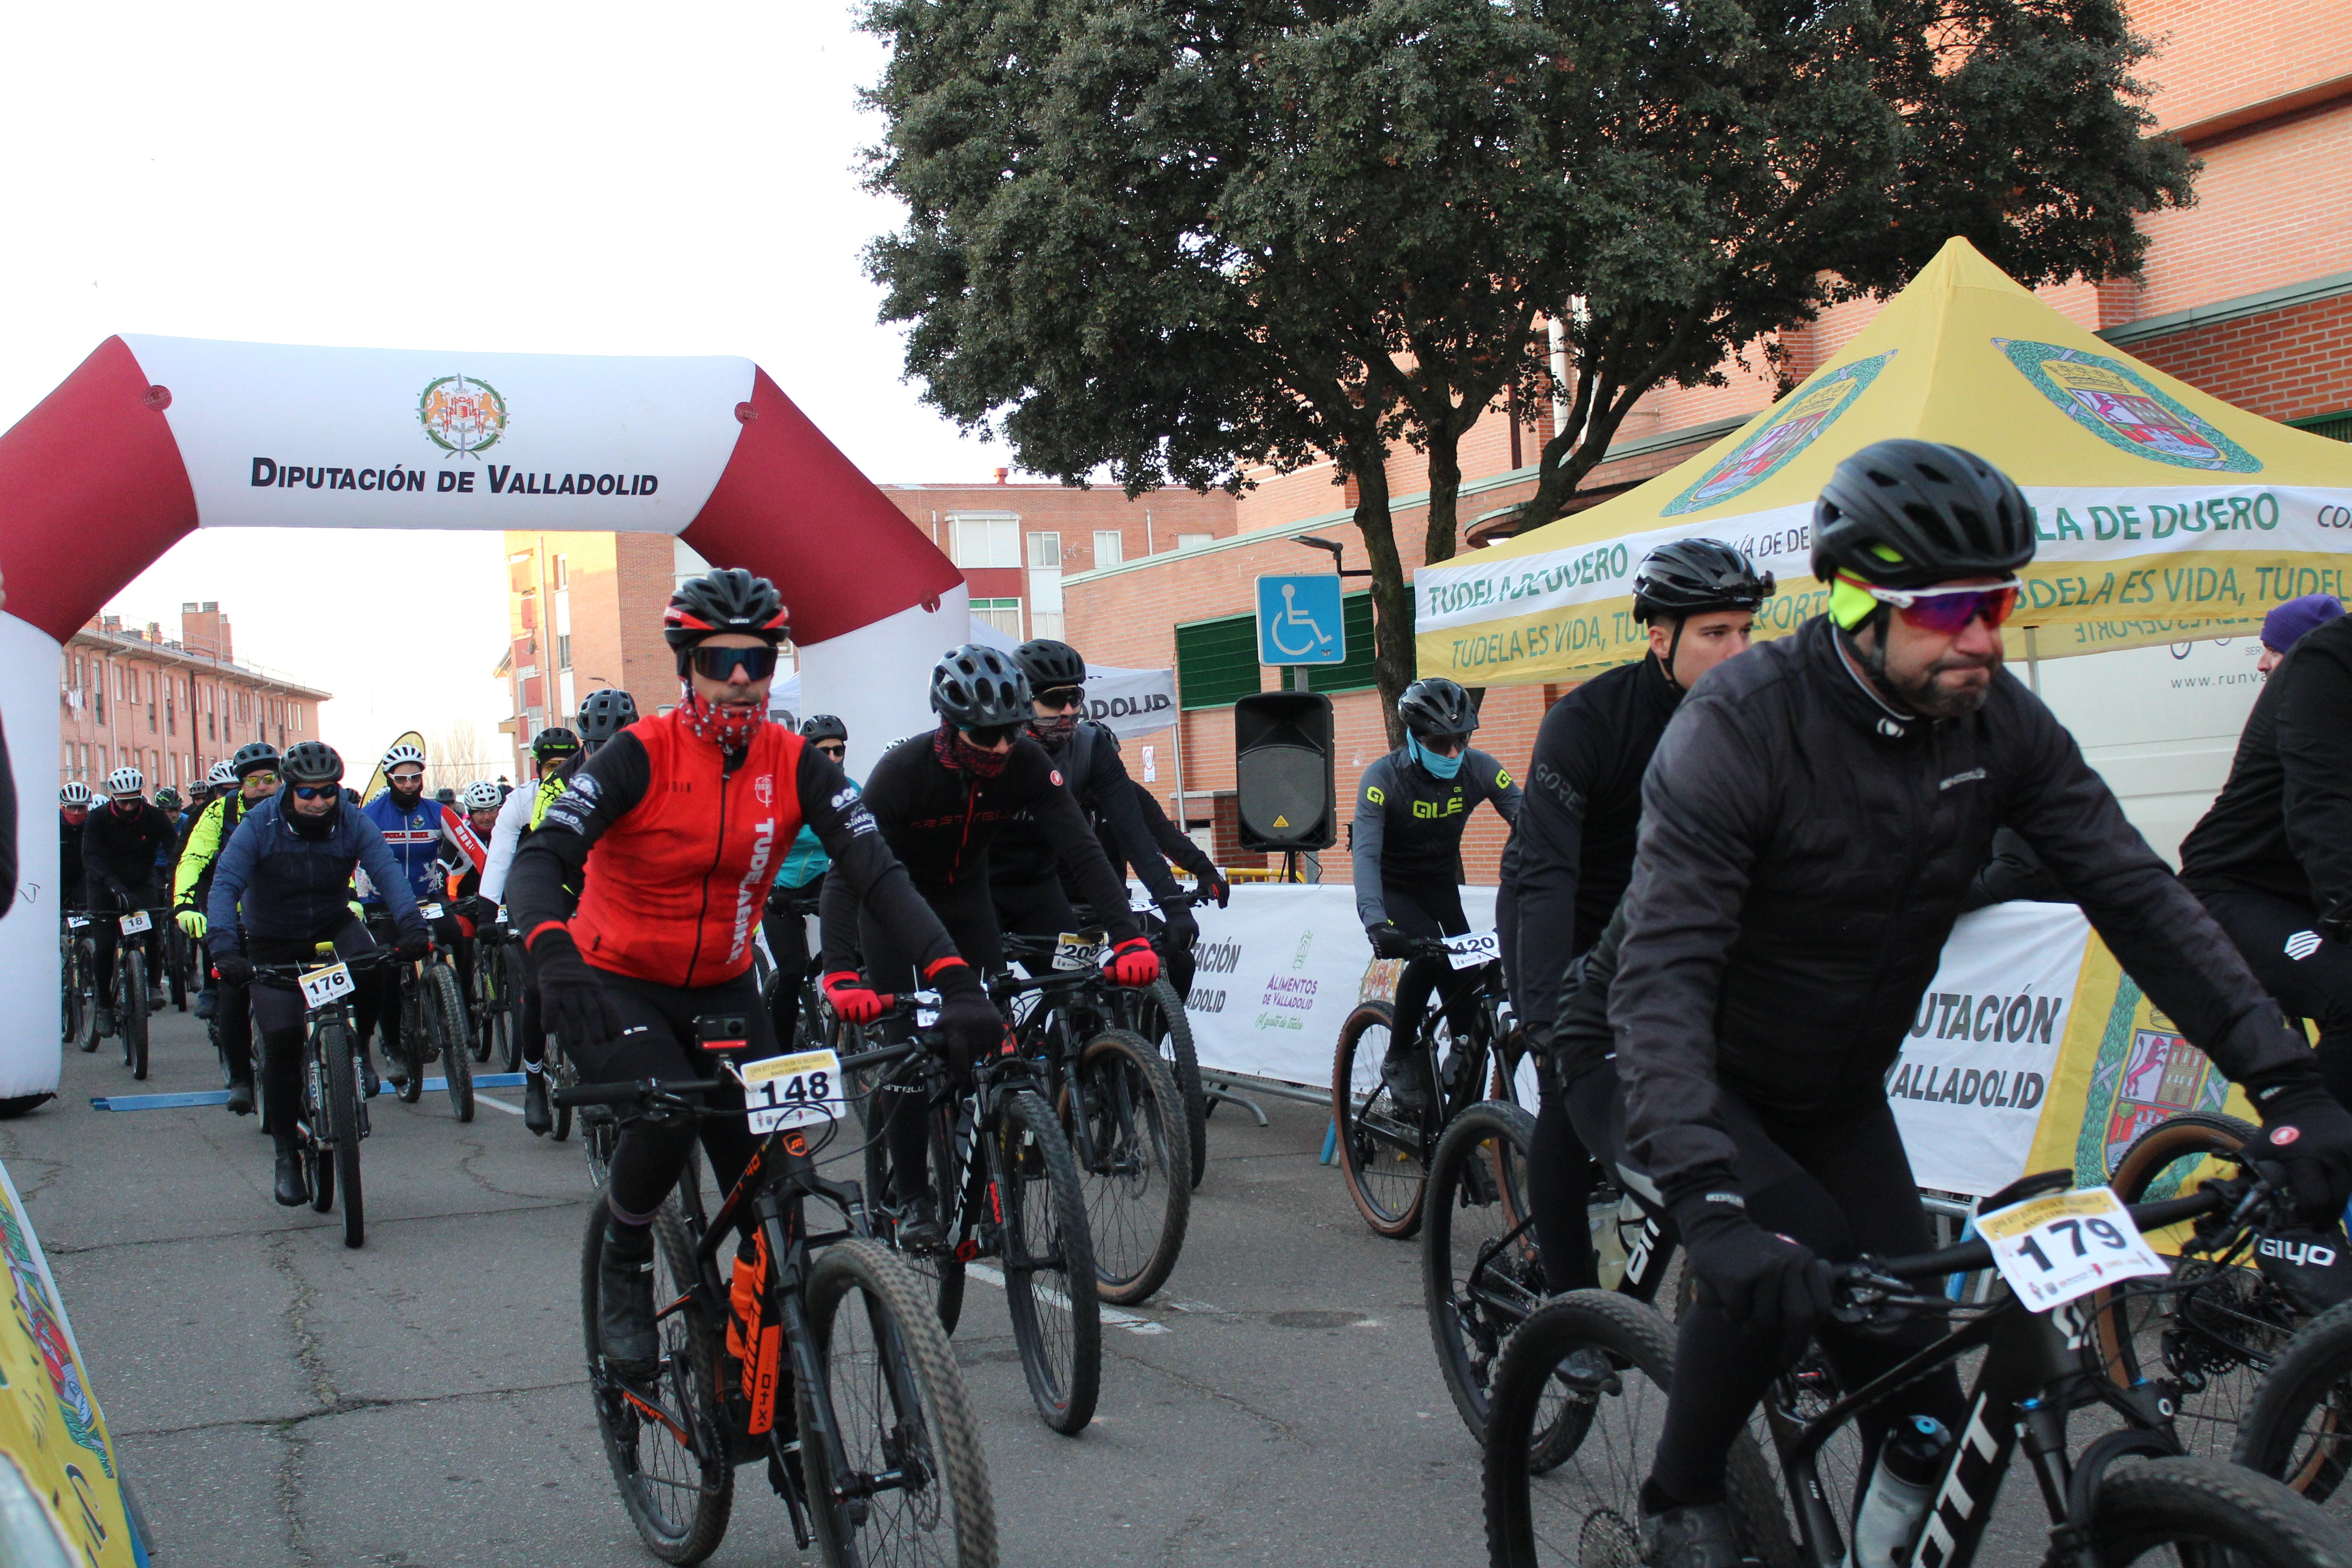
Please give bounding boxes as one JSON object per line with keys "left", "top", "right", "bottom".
{"left": 417, "top": 374, "right": 509, "bottom": 458}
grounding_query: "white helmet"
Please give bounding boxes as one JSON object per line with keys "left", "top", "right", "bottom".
{"left": 106, "top": 766, "right": 144, "bottom": 796}
{"left": 461, "top": 780, "right": 503, "bottom": 811}
{"left": 206, "top": 760, "right": 236, "bottom": 787}
{"left": 59, "top": 782, "right": 93, "bottom": 806}
{"left": 381, "top": 742, "right": 427, "bottom": 773}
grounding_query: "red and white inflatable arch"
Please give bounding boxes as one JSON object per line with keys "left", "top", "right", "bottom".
{"left": 0, "top": 334, "right": 971, "bottom": 1100}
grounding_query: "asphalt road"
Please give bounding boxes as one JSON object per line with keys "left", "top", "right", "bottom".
{"left": 15, "top": 1004, "right": 2110, "bottom": 1567}
{"left": 16, "top": 1005, "right": 1504, "bottom": 1568}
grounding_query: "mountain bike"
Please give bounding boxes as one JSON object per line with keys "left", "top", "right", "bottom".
{"left": 470, "top": 909, "right": 522, "bottom": 1070}
{"left": 110, "top": 906, "right": 166, "bottom": 1081}
{"left": 1332, "top": 932, "right": 1519, "bottom": 1238}
{"left": 250, "top": 948, "right": 393, "bottom": 1250}
{"left": 61, "top": 914, "right": 100, "bottom": 1052}
{"left": 1422, "top": 1089, "right": 1677, "bottom": 1450}
{"left": 857, "top": 990, "right": 1104, "bottom": 1435}
{"left": 1093, "top": 890, "right": 1215, "bottom": 1191}
{"left": 557, "top": 1049, "right": 997, "bottom": 1567}
{"left": 996, "top": 931, "right": 1191, "bottom": 1305}
{"left": 1483, "top": 1170, "right": 2352, "bottom": 1568}
{"left": 387, "top": 906, "right": 473, "bottom": 1122}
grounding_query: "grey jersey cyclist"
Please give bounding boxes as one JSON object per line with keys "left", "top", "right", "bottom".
{"left": 1351, "top": 677, "right": 1522, "bottom": 1110}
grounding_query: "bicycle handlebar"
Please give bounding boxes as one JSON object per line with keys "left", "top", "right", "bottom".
{"left": 554, "top": 1041, "right": 923, "bottom": 1113}
{"left": 245, "top": 948, "right": 399, "bottom": 980}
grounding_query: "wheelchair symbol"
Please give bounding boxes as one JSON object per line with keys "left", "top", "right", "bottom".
{"left": 1267, "top": 583, "right": 1334, "bottom": 658}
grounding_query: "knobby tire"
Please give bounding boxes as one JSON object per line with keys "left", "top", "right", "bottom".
{"left": 995, "top": 1089, "right": 1100, "bottom": 1435}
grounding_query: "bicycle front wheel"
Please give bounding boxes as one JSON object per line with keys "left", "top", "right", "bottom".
{"left": 1483, "top": 1291, "right": 1791, "bottom": 1568}
{"left": 2238, "top": 1298, "right": 2352, "bottom": 1520}
{"left": 582, "top": 1203, "right": 733, "bottom": 1563}
{"left": 801, "top": 1239, "right": 998, "bottom": 1568}
{"left": 1332, "top": 1000, "right": 1428, "bottom": 1238}
{"left": 2092, "top": 1455, "right": 2352, "bottom": 1566}
{"left": 121, "top": 951, "right": 150, "bottom": 1080}
{"left": 1064, "top": 1029, "right": 1190, "bottom": 1305}
{"left": 1120, "top": 978, "right": 1206, "bottom": 1189}
{"left": 320, "top": 1021, "right": 365, "bottom": 1248}
{"left": 994, "top": 1089, "right": 1100, "bottom": 1435}
{"left": 426, "top": 963, "right": 473, "bottom": 1122}
{"left": 1425, "top": 1099, "right": 1544, "bottom": 1445}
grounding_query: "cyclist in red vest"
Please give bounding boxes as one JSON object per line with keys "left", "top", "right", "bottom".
{"left": 505, "top": 567, "right": 1000, "bottom": 1382}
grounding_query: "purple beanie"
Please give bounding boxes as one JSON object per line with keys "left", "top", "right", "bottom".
{"left": 2262, "top": 593, "right": 2345, "bottom": 653}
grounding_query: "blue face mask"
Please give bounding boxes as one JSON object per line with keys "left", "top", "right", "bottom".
{"left": 1410, "top": 733, "right": 1465, "bottom": 779}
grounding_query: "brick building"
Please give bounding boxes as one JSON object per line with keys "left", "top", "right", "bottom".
{"left": 58, "top": 603, "right": 330, "bottom": 794}
{"left": 1063, "top": 0, "right": 2352, "bottom": 882}
{"left": 491, "top": 479, "right": 1236, "bottom": 778}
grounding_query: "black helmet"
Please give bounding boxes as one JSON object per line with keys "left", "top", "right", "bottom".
{"left": 802, "top": 713, "right": 848, "bottom": 745}
{"left": 577, "top": 688, "right": 638, "bottom": 746}
{"left": 155, "top": 786, "right": 182, "bottom": 812}
{"left": 531, "top": 726, "right": 582, "bottom": 762}
{"left": 1013, "top": 638, "right": 1086, "bottom": 692}
{"left": 280, "top": 741, "right": 343, "bottom": 785}
{"left": 1813, "top": 439, "right": 2035, "bottom": 590}
{"left": 664, "top": 567, "right": 789, "bottom": 652}
{"left": 1398, "top": 677, "right": 1478, "bottom": 738}
{"left": 930, "top": 644, "right": 1031, "bottom": 729}
{"left": 1633, "top": 539, "right": 1775, "bottom": 623}
{"left": 232, "top": 740, "right": 281, "bottom": 779}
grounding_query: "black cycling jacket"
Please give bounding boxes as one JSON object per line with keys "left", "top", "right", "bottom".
{"left": 82, "top": 799, "right": 176, "bottom": 905}
{"left": 1506, "top": 654, "right": 1680, "bottom": 1035}
{"left": 1350, "top": 745, "right": 1521, "bottom": 926}
{"left": 1610, "top": 615, "right": 2316, "bottom": 1205}
{"left": 2179, "top": 613, "right": 2352, "bottom": 926}
{"left": 58, "top": 813, "right": 88, "bottom": 907}
{"left": 992, "top": 721, "right": 1182, "bottom": 904}
{"left": 827, "top": 729, "right": 1140, "bottom": 946}
{"left": 1101, "top": 779, "right": 1217, "bottom": 886}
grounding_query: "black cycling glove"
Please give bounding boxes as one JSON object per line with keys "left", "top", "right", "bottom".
{"left": 533, "top": 930, "right": 620, "bottom": 1054}
{"left": 1156, "top": 897, "right": 1199, "bottom": 949}
{"left": 394, "top": 929, "right": 432, "bottom": 962}
{"left": 1673, "top": 1190, "right": 1831, "bottom": 1364}
{"left": 1367, "top": 921, "right": 1416, "bottom": 960}
{"left": 2249, "top": 1075, "right": 2352, "bottom": 1224}
{"left": 213, "top": 951, "right": 254, "bottom": 986}
{"left": 931, "top": 961, "right": 1002, "bottom": 1079}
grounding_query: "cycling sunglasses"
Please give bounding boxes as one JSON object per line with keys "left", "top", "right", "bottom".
{"left": 961, "top": 722, "right": 1020, "bottom": 747}
{"left": 813, "top": 741, "right": 846, "bottom": 759}
{"left": 291, "top": 784, "right": 339, "bottom": 800}
{"left": 691, "top": 645, "right": 780, "bottom": 682}
{"left": 1847, "top": 575, "right": 2023, "bottom": 635}
{"left": 387, "top": 769, "right": 425, "bottom": 785}
{"left": 1034, "top": 686, "right": 1085, "bottom": 712}
{"left": 243, "top": 771, "right": 279, "bottom": 787}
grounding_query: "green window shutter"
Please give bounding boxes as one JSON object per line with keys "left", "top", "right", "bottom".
{"left": 2289, "top": 410, "right": 2352, "bottom": 443}
{"left": 1176, "top": 613, "right": 1262, "bottom": 710}
{"left": 1282, "top": 593, "right": 1379, "bottom": 694}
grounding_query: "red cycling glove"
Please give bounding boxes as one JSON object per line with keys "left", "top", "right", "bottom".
{"left": 823, "top": 971, "right": 887, "bottom": 1025}
{"left": 1107, "top": 937, "right": 1161, "bottom": 988}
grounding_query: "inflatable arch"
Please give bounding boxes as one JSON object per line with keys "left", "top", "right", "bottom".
{"left": 0, "top": 334, "right": 972, "bottom": 1101}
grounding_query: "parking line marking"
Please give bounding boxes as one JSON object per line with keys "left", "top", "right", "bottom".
{"left": 964, "top": 1262, "right": 1171, "bottom": 1335}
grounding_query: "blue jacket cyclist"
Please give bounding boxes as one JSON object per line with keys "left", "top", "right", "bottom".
{"left": 206, "top": 741, "right": 429, "bottom": 1209}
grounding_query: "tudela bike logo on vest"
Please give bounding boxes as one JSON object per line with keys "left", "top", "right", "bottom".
{"left": 727, "top": 819, "right": 778, "bottom": 966}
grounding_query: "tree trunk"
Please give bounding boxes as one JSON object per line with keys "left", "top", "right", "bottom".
{"left": 1423, "top": 421, "right": 1464, "bottom": 570}
{"left": 1349, "top": 453, "right": 1413, "bottom": 751}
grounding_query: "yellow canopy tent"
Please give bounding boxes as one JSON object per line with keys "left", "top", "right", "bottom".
{"left": 1416, "top": 237, "right": 2352, "bottom": 686}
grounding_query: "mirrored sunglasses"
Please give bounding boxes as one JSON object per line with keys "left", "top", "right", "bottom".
{"left": 292, "top": 784, "right": 339, "bottom": 800}
{"left": 1853, "top": 577, "right": 2023, "bottom": 636}
{"left": 691, "top": 645, "right": 779, "bottom": 682}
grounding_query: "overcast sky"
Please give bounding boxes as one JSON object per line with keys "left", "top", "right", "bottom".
{"left": 1, "top": 1, "right": 1013, "bottom": 769}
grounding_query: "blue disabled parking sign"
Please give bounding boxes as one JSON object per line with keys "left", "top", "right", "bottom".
{"left": 1256, "top": 574, "right": 1346, "bottom": 666}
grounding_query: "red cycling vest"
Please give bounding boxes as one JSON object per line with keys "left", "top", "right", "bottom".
{"left": 569, "top": 711, "right": 806, "bottom": 988}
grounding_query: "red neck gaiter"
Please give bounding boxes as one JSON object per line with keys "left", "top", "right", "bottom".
{"left": 676, "top": 689, "right": 767, "bottom": 752}
{"left": 932, "top": 721, "right": 1012, "bottom": 779}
